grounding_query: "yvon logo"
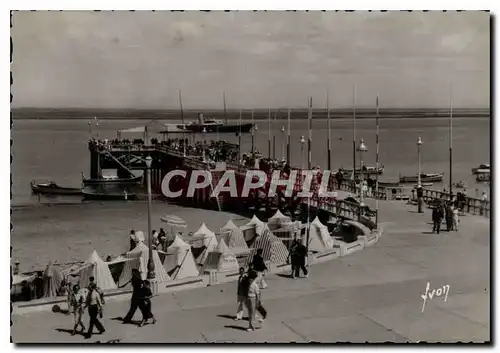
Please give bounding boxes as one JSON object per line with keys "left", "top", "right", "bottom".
{"left": 421, "top": 281, "right": 450, "bottom": 313}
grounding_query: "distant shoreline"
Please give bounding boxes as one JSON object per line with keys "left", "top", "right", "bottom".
{"left": 11, "top": 107, "right": 491, "bottom": 120}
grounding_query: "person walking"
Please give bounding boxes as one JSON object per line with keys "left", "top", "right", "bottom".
{"left": 122, "top": 269, "right": 143, "bottom": 324}
{"left": 245, "top": 271, "right": 260, "bottom": 332}
{"left": 138, "top": 280, "right": 156, "bottom": 327}
{"left": 88, "top": 276, "right": 104, "bottom": 304}
{"left": 432, "top": 205, "right": 442, "bottom": 234}
{"left": 84, "top": 283, "right": 105, "bottom": 339}
{"left": 251, "top": 249, "right": 268, "bottom": 289}
{"left": 235, "top": 267, "right": 249, "bottom": 321}
{"left": 480, "top": 191, "right": 488, "bottom": 216}
{"left": 70, "top": 284, "right": 85, "bottom": 335}
{"left": 445, "top": 203, "right": 453, "bottom": 232}
{"left": 295, "top": 241, "right": 309, "bottom": 278}
{"left": 288, "top": 240, "right": 300, "bottom": 279}
{"left": 452, "top": 205, "right": 459, "bottom": 231}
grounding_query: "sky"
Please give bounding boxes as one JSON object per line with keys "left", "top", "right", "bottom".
{"left": 11, "top": 11, "right": 490, "bottom": 109}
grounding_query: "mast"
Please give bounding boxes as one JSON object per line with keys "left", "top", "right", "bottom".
{"left": 287, "top": 108, "right": 291, "bottom": 164}
{"left": 352, "top": 84, "right": 356, "bottom": 180}
{"left": 327, "top": 89, "right": 331, "bottom": 170}
{"left": 238, "top": 110, "right": 242, "bottom": 163}
{"left": 449, "top": 82, "right": 453, "bottom": 200}
{"left": 223, "top": 91, "right": 227, "bottom": 124}
{"left": 273, "top": 111, "right": 276, "bottom": 159}
{"left": 375, "top": 95, "right": 380, "bottom": 228}
{"left": 308, "top": 97, "right": 313, "bottom": 170}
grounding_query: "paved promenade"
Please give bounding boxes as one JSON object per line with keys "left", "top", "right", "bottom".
{"left": 12, "top": 199, "right": 490, "bottom": 343}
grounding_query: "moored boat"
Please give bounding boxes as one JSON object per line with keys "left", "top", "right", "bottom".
{"left": 30, "top": 181, "right": 82, "bottom": 196}
{"left": 472, "top": 164, "right": 490, "bottom": 174}
{"left": 340, "top": 165, "right": 384, "bottom": 176}
{"left": 399, "top": 173, "right": 444, "bottom": 184}
{"left": 177, "top": 113, "right": 253, "bottom": 133}
{"left": 82, "top": 187, "right": 138, "bottom": 201}
{"left": 476, "top": 172, "right": 490, "bottom": 182}
{"left": 82, "top": 173, "right": 143, "bottom": 186}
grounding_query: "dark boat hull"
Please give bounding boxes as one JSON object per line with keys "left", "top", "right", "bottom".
{"left": 30, "top": 183, "right": 82, "bottom": 196}
{"left": 399, "top": 174, "right": 444, "bottom": 183}
{"left": 180, "top": 123, "right": 253, "bottom": 133}
{"left": 82, "top": 191, "right": 138, "bottom": 201}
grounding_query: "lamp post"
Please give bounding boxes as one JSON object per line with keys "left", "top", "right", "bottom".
{"left": 281, "top": 126, "right": 285, "bottom": 161}
{"left": 357, "top": 138, "right": 367, "bottom": 207}
{"left": 145, "top": 156, "right": 155, "bottom": 280}
{"left": 300, "top": 136, "right": 306, "bottom": 170}
{"left": 202, "top": 127, "right": 207, "bottom": 162}
{"left": 417, "top": 136, "right": 424, "bottom": 213}
{"left": 253, "top": 124, "right": 258, "bottom": 155}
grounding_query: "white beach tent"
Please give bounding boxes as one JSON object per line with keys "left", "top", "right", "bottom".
{"left": 220, "top": 220, "right": 249, "bottom": 251}
{"left": 246, "top": 215, "right": 266, "bottom": 237}
{"left": 74, "top": 250, "right": 117, "bottom": 291}
{"left": 193, "top": 223, "right": 218, "bottom": 264}
{"left": 267, "top": 210, "right": 291, "bottom": 228}
{"left": 118, "top": 241, "right": 170, "bottom": 287}
{"left": 162, "top": 235, "right": 199, "bottom": 280}
{"left": 204, "top": 238, "right": 240, "bottom": 274}
{"left": 246, "top": 225, "right": 289, "bottom": 267}
{"left": 305, "top": 216, "right": 334, "bottom": 252}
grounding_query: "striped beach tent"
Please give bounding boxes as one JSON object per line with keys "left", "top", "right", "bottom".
{"left": 162, "top": 235, "right": 199, "bottom": 280}
{"left": 118, "top": 242, "right": 171, "bottom": 287}
{"left": 220, "top": 220, "right": 249, "bottom": 251}
{"left": 246, "top": 215, "right": 266, "bottom": 237}
{"left": 204, "top": 238, "right": 240, "bottom": 274}
{"left": 193, "top": 223, "right": 218, "bottom": 264}
{"left": 305, "top": 216, "right": 334, "bottom": 252}
{"left": 246, "top": 226, "right": 289, "bottom": 267}
{"left": 267, "top": 209, "right": 292, "bottom": 230}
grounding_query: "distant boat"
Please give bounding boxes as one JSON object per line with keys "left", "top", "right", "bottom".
{"left": 476, "top": 172, "right": 490, "bottom": 182}
{"left": 82, "top": 187, "right": 137, "bottom": 201}
{"left": 341, "top": 165, "right": 384, "bottom": 176}
{"left": 177, "top": 113, "right": 253, "bottom": 133}
{"left": 472, "top": 164, "right": 490, "bottom": 174}
{"left": 81, "top": 173, "right": 142, "bottom": 186}
{"left": 30, "top": 181, "right": 82, "bottom": 196}
{"left": 413, "top": 183, "right": 434, "bottom": 188}
{"left": 399, "top": 173, "right": 444, "bottom": 183}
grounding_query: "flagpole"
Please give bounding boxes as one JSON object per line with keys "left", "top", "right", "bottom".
{"left": 251, "top": 109, "right": 255, "bottom": 155}
{"left": 352, "top": 84, "right": 357, "bottom": 181}
{"left": 308, "top": 97, "right": 312, "bottom": 170}
{"left": 327, "top": 89, "right": 331, "bottom": 171}
{"left": 273, "top": 111, "right": 276, "bottom": 160}
{"left": 268, "top": 108, "right": 271, "bottom": 159}
{"left": 375, "top": 95, "right": 380, "bottom": 228}
{"left": 449, "top": 82, "right": 453, "bottom": 201}
{"left": 223, "top": 92, "right": 227, "bottom": 124}
{"left": 178, "top": 90, "right": 186, "bottom": 156}
{"left": 287, "top": 108, "right": 291, "bottom": 164}
{"left": 239, "top": 110, "right": 242, "bottom": 164}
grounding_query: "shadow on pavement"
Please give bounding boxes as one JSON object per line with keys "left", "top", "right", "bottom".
{"left": 55, "top": 328, "right": 85, "bottom": 337}
{"left": 217, "top": 314, "right": 249, "bottom": 320}
{"left": 277, "top": 273, "right": 293, "bottom": 279}
{"left": 224, "top": 325, "right": 248, "bottom": 331}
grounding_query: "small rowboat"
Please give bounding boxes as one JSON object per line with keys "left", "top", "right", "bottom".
{"left": 399, "top": 173, "right": 444, "bottom": 184}
{"left": 30, "top": 181, "right": 82, "bottom": 196}
{"left": 341, "top": 165, "right": 384, "bottom": 176}
{"left": 82, "top": 173, "right": 143, "bottom": 186}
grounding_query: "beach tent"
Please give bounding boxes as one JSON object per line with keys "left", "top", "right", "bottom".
{"left": 193, "top": 223, "right": 218, "bottom": 264}
{"left": 43, "top": 261, "right": 63, "bottom": 298}
{"left": 305, "top": 216, "right": 334, "bottom": 252}
{"left": 204, "top": 238, "right": 240, "bottom": 273}
{"left": 246, "top": 215, "right": 266, "bottom": 237}
{"left": 118, "top": 242, "right": 171, "bottom": 287}
{"left": 162, "top": 235, "right": 199, "bottom": 280}
{"left": 220, "top": 220, "right": 249, "bottom": 251}
{"left": 267, "top": 210, "right": 291, "bottom": 230}
{"left": 75, "top": 250, "right": 117, "bottom": 291}
{"left": 246, "top": 225, "right": 289, "bottom": 267}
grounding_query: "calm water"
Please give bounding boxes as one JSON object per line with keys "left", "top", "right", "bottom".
{"left": 11, "top": 117, "right": 490, "bottom": 206}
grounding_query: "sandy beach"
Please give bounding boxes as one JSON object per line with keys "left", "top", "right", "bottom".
{"left": 11, "top": 201, "right": 247, "bottom": 272}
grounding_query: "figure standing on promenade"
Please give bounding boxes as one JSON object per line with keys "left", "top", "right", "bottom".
{"left": 138, "top": 280, "right": 156, "bottom": 327}
{"left": 84, "top": 283, "right": 105, "bottom": 339}
{"left": 246, "top": 271, "right": 259, "bottom": 332}
{"left": 251, "top": 249, "right": 268, "bottom": 289}
{"left": 122, "top": 269, "right": 144, "bottom": 324}
{"left": 70, "top": 284, "right": 86, "bottom": 335}
{"left": 296, "top": 241, "right": 309, "bottom": 278}
{"left": 88, "top": 277, "right": 104, "bottom": 304}
{"left": 452, "top": 205, "right": 459, "bottom": 231}
{"left": 480, "top": 191, "right": 488, "bottom": 216}
{"left": 235, "top": 267, "right": 249, "bottom": 321}
{"left": 288, "top": 240, "right": 300, "bottom": 279}
{"left": 432, "top": 205, "right": 441, "bottom": 234}
{"left": 445, "top": 203, "right": 453, "bottom": 232}
{"left": 129, "top": 230, "right": 136, "bottom": 251}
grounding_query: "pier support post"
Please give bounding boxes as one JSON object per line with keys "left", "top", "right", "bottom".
{"left": 145, "top": 156, "right": 156, "bottom": 282}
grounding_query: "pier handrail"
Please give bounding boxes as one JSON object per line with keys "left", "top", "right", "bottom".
{"left": 416, "top": 187, "right": 490, "bottom": 217}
